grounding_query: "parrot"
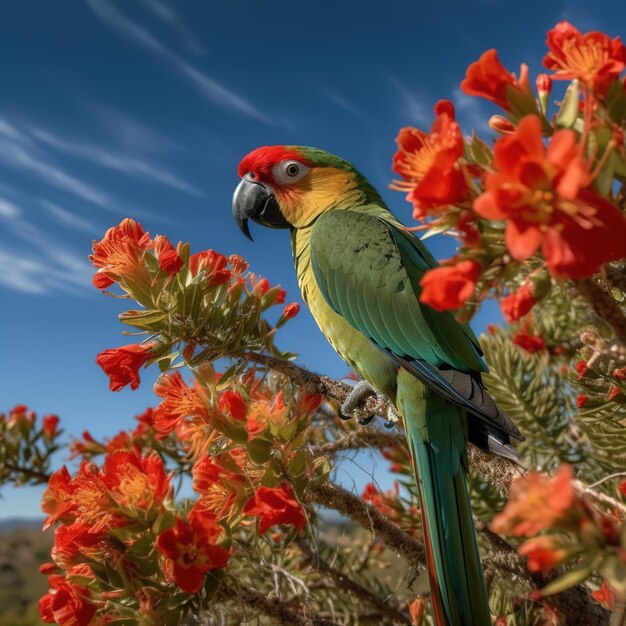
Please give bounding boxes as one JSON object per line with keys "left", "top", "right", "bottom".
{"left": 232, "top": 145, "right": 523, "bottom": 626}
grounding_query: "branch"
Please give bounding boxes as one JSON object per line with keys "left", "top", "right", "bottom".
{"left": 467, "top": 446, "right": 526, "bottom": 498}
{"left": 575, "top": 278, "right": 626, "bottom": 348}
{"left": 219, "top": 582, "right": 340, "bottom": 626}
{"left": 296, "top": 537, "right": 412, "bottom": 626}
{"left": 313, "top": 430, "right": 406, "bottom": 456}
{"left": 309, "top": 481, "right": 425, "bottom": 570}
{"left": 0, "top": 461, "right": 51, "bottom": 484}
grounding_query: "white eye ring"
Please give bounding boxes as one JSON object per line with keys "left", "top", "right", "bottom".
{"left": 272, "top": 160, "right": 310, "bottom": 185}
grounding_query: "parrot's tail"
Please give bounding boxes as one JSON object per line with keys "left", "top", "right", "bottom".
{"left": 397, "top": 371, "right": 491, "bottom": 626}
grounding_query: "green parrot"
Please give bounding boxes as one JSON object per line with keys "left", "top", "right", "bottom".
{"left": 232, "top": 145, "right": 523, "bottom": 626}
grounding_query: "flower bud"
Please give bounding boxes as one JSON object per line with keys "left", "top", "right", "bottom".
{"left": 536, "top": 73, "right": 552, "bottom": 113}
{"left": 488, "top": 115, "right": 516, "bottom": 134}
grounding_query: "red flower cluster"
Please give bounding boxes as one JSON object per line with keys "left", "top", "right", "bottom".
{"left": 543, "top": 21, "right": 626, "bottom": 96}
{"left": 243, "top": 484, "right": 307, "bottom": 534}
{"left": 392, "top": 100, "right": 469, "bottom": 219}
{"left": 157, "top": 504, "right": 230, "bottom": 593}
{"left": 500, "top": 282, "right": 537, "bottom": 323}
{"left": 474, "top": 115, "right": 626, "bottom": 279}
{"left": 154, "top": 234, "right": 183, "bottom": 275}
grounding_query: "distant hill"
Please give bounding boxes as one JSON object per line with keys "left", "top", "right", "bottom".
{"left": 0, "top": 518, "right": 44, "bottom": 535}
{"left": 0, "top": 523, "right": 51, "bottom": 626}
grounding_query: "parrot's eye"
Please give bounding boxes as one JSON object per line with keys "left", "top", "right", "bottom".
{"left": 272, "top": 160, "right": 310, "bottom": 185}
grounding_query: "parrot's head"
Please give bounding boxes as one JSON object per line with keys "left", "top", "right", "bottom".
{"left": 233, "top": 145, "right": 380, "bottom": 239}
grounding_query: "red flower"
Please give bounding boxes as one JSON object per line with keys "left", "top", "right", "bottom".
{"left": 576, "top": 360, "right": 590, "bottom": 380}
{"left": 518, "top": 536, "right": 568, "bottom": 576}
{"left": 39, "top": 575, "right": 97, "bottom": 626}
{"left": 613, "top": 367, "right": 626, "bottom": 381}
{"left": 253, "top": 277, "right": 271, "bottom": 296}
{"left": 275, "top": 288, "right": 286, "bottom": 304}
{"left": 90, "top": 218, "right": 152, "bottom": 286}
{"left": 243, "top": 484, "right": 307, "bottom": 534}
{"left": 218, "top": 390, "right": 248, "bottom": 421}
{"left": 576, "top": 394, "right": 589, "bottom": 408}
{"left": 474, "top": 115, "right": 626, "bottom": 278}
{"left": 461, "top": 49, "right": 531, "bottom": 110}
{"left": 96, "top": 343, "right": 152, "bottom": 392}
{"left": 419, "top": 260, "right": 481, "bottom": 312}
{"left": 156, "top": 506, "right": 229, "bottom": 593}
{"left": 42, "top": 415, "right": 60, "bottom": 439}
{"left": 501, "top": 282, "right": 537, "bottom": 323}
{"left": 491, "top": 465, "right": 576, "bottom": 536}
{"left": 189, "top": 250, "right": 231, "bottom": 285}
{"left": 618, "top": 481, "right": 626, "bottom": 497}
{"left": 282, "top": 302, "right": 300, "bottom": 320}
{"left": 536, "top": 73, "right": 553, "bottom": 96}
{"left": 543, "top": 21, "right": 626, "bottom": 96}
{"left": 392, "top": 100, "right": 469, "bottom": 218}
{"left": 513, "top": 330, "right": 546, "bottom": 353}
{"left": 154, "top": 235, "right": 183, "bottom": 275}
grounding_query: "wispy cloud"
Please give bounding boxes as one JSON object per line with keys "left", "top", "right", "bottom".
{"left": 87, "top": 0, "right": 270, "bottom": 123}
{"left": 40, "top": 200, "right": 100, "bottom": 234}
{"left": 137, "top": 0, "right": 206, "bottom": 55}
{"left": 0, "top": 198, "right": 20, "bottom": 218}
{"left": 29, "top": 127, "right": 205, "bottom": 197}
{"left": 0, "top": 137, "right": 114, "bottom": 210}
{"left": 323, "top": 91, "right": 366, "bottom": 119}
{"left": 89, "top": 105, "right": 180, "bottom": 153}
{"left": 451, "top": 87, "right": 492, "bottom": 136}
{"left": 0, "top": 207, "right": 93, "bottom": 295}
{"left": 386, "top": 76, "right": 432, "bottom": 126}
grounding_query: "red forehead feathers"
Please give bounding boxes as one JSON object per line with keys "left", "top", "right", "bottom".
{"left": 238, "top": 146, "right": 311, "bottom": 180}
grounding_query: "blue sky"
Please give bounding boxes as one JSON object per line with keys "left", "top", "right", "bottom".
{"left": 2, "top": 0, "right": 625, "bottom": 518}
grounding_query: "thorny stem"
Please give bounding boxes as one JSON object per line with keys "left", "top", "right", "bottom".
{"left": 575, "top": 278, "right": 626, "bottom": 349}
{"left": 296, "top": 537, "right": 412, "bottom": 626}
{"left": 219, "top": 583, "right": 340, "bottom": 626}
{"left": 309, "top": 481, "right": 426, "bottom": 571}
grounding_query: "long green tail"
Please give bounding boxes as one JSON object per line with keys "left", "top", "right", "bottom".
{"left": 397, "top": 370, "right": 491, "bottom": 626}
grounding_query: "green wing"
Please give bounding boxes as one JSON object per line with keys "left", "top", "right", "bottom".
{"left": 310, "top": 208, "right": 486, "bottom": 373}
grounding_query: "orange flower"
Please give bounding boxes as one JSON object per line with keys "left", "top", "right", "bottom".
{"left": 543, "top": 21, "right": 626, "bottom": 95}
{"left": 474, "top": 115, "right": 626, "bottom": 278}
{"left": 501, "top": 282, "right": 537, "bottom": 322}
{"left": 96, "top": 343, "right": 152, "bottom": 392}
{"left": 419, "top": 260, "right": 481, "bottom": 312}
{"left": 189, "top": 250, "right": 232, "bottom": 285}
{"left": 392, "top": 100, "right": 469, "bottom": 219}
{"left": 102, "top": 450, "right": 171, "bottom": 514}
{"left": 408, "top": 597, "right": 426, "bottom": 625}
{"left": 152, "top": 372, "right": 210, "bottom": 437}
{"left": 491, "top": 465, "right": 576, "bottom": 537}
{"left": 461, "top": 49, "right": 532, "bottom": 111}
{"left": 153, "top": 235, "right": 183, "bottom": 275}
{"left": 39, "top": 574, "right": 97, "bottom": 626}
{"left": 90, "top": 218, "right": 152, "bottom": 286}
{"left": 518, "top": 535, "right": 569, "bottom": 576}
{"left": 156, "top": 505, "right": 229, "bottom": 593}
{"left": 42, "top": 466, "right": 77, "bottom": 530}
{"left": 243, "top": 483, "right": 307, "bottom": 534}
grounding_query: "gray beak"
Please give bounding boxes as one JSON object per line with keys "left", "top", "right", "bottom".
{"left": 232, "top": 178, "right": 290, "bottom": 241}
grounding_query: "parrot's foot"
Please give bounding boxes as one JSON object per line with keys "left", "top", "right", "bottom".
{"left": 340, "top": 381, "right": 399, "bottom": 427}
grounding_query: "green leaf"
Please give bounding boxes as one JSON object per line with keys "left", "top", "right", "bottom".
{"left": 540, "top": 566, "right": 592, "bottom": 596}
{"left": 247, "top": 437, "right": 273, "bottom": 464}
{"left": 556, "top": 80, "right": 580, "bottom": 129}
